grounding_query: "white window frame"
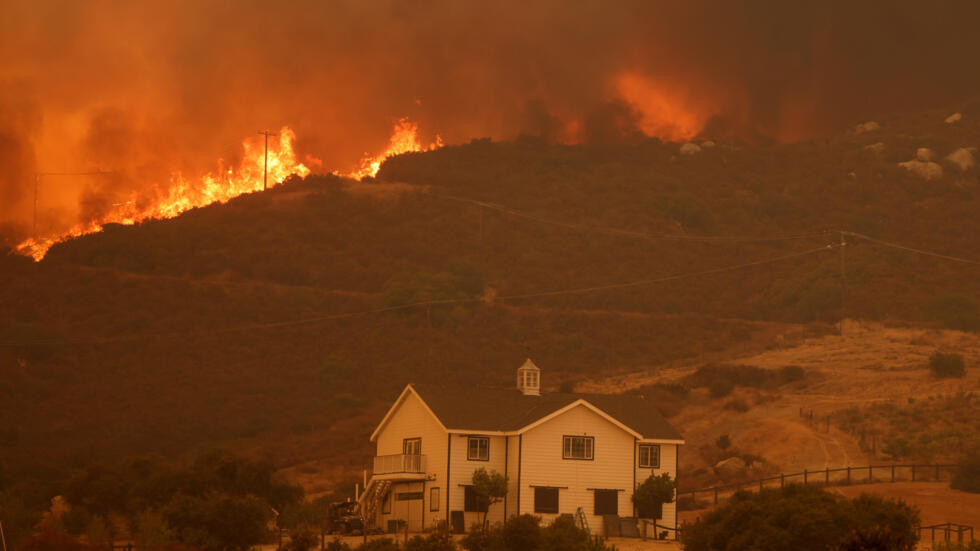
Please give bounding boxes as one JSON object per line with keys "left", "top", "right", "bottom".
{"left": 638, "top": 444, "right": 660, "bottom": 468}
{"left": 467, "top": 436, "right": 490, "bottom": 461}
{"left": 563, "top": 435, "right": 594, "bottom": 460}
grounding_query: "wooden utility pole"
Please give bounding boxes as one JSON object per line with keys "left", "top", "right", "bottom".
{"left": 258, "top": 130, "right": 278, "bottom": 191}
{"left": 33, "top": 174, "right": 39, "bottom": 240}
{"left": 839, "top": 231, "right": 847, "bottom": 336}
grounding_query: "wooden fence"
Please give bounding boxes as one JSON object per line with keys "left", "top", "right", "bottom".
{"left": 684, "top": 463, "right": 958, "bottom": 506}
{"left": 920, "top": 523, "right": 974, "bottom": 545}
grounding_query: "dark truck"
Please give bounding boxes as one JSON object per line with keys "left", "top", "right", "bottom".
{"left": 326, "top": 499, "right": 364, "bottom": 535}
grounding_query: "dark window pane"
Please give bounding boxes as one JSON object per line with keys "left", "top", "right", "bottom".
{"left": 534, "top": 487, "right": 559, "bottom": 514}
{"left": 594, "top": 490, "right": 618, "bottom": 516}
{"left": 463, "top": 486, "right": 487, "bottom": 512}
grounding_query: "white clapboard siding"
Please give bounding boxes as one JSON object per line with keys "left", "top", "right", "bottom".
{"left": 448, "top": 433, "right": 508, "bottom": 528}
{"left": 374, "top": 390, "right": 447, "bottom": 530}
{"left": 519, "top": 404, "right": 635, "bottom": 535}
{"left": 634, "top": 442, "right": 678, "bottom": 530}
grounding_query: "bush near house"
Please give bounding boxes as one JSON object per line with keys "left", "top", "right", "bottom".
{"left": 682, "top": 485, "right": 919, "bottom": 551}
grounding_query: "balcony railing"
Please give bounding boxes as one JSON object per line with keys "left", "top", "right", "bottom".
{"left": 374, "top": 454, "right": 426, "bottom": 475}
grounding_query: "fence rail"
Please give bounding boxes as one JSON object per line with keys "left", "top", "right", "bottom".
{"left": 920, "top": 523, "right": 974, "bottom": 544}
{"left": 373, "top": 454, "right": 426, "bottom": 475}
{"left": 684, "top": 463, "right": 958, "bottom": 507}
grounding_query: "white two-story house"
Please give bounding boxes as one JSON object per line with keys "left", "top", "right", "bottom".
{"left": 356, "top": 359, "right": 684, "bottom": 536}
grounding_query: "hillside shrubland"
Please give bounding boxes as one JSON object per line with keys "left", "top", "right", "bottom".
{"left": 1, "top": 105, "right": 979, "bottom": 519}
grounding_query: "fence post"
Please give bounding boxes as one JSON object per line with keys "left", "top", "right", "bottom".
{"left": 891, "top": 464, "right": 895, "bottom": 482}
{"left": 868, "top": 465, "right": 872, "bottom": 483}
{"left": 847, "top": 466, "right": 851, "bottom": 484}
{"left": 825, "top": 468, "right": 830, "bottom": 485}
{"left": 780, "top": 473, "right": 785, "bottom": 488}
{"left": 804, "top": 469, "right": 808, "bottom": 485}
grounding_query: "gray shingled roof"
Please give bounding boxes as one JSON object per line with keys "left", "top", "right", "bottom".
{"left": 409, "top": 384, "right": 683, "bottom": 441}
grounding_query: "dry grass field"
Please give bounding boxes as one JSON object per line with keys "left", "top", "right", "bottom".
{"left": 586, "top": 320, "right": 980, "bottom": 544}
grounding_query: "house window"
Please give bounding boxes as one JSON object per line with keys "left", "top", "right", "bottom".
{"left": 534, "top": 487, "right": 559, "bottom": 514}
{"left": 430, "top": 487, "right": 440, "bottom": 511}
{"left": 593, "top": 490, "right": 618, "bottom": 516}
{"left": 525, "top": 370, "right": 538, "bottom": 387}
{"left": 638, "top": 444, "right": 660, "bottom": 468}
{"left": 403, "top": 437, "right": 421, "bottom": 455}
{"left": 463, "top": 485, "right": 487, "bottom": 513}
{"left": 467, "top": 437, "right": 490, "bottom": 461}
{"left": 563, "top": 436, "right": 594, "bottom": 460}
{"left": 382, "top": 492, "right": 392, "bottom": 514}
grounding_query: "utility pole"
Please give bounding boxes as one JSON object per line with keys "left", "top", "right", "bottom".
{"left": 33, "top": 174, "right": 39, "bottom": 240}
{"left": 258, "top": 130, "right": 278, "bottom": 191}
{"left": 839, "top": 230, "right": 847, "bottom": 337}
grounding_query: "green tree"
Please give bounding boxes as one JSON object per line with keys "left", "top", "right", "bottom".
{"left": 632, "top": 473, "right": 676, "bottom": 520}
{"left": 682, "top": 485, "right": 918, "bottom": 551}
{"left": 134, "top": 510, "right": 176, "bottom": 548}
{"left": 163, "top": 493, "right": 271, "bottom": 551}
{"left": 470, "top": 468, "right": 508, "bottom": 530}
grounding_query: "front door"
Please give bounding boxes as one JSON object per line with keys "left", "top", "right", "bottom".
{"left": 393, "top": 486, "right": 424, "bottom": 532}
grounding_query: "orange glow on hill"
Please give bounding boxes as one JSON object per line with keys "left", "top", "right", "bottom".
{"left": 17, "top": 127, "right": 310, "bottom": 260}
{"left": 348, "top": 118, "right": 443, "bottom": 179}
{"left": 614, "top": 72, "right": 713, "bottom": 142}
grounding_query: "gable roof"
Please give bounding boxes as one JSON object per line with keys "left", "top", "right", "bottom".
{"left": 404, "top": 383, "right": 683, "bottom": 442}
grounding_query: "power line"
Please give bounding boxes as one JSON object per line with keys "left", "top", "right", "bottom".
{"left": 431, "top": 192, "right": 832, "bottom": 243}
{"left": 844, "top": 231, "right": 980, "bottom": 265}
{"left": 0, "top": 244, "right": 836, "bottom": 347}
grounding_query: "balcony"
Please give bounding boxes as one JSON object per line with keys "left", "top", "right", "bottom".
{"left": 373, "top": 454, "right": 427, "bottom": 480}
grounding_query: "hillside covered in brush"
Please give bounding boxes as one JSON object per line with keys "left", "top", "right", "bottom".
{"left": 2, "top": 104, "right": 979, "bottom": 505}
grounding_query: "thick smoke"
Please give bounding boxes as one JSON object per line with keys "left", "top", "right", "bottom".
{"left": 2, "top": 0, "right": 980, "bottom": 240}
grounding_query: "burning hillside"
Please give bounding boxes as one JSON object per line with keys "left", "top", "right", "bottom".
{"left": 14, "top": 117, "right": 445, "bottom": 260}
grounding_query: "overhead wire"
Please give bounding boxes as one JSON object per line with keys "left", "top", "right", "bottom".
{"left": 431, "top": 192, "right": 832, "bottom": 243}
{"left": 843, "top": 231, "right": 980, "bottom": 266}
{"left": 0, "top": 244, "right": 838, "bottom": 347}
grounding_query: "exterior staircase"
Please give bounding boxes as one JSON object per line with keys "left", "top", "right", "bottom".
{"left": 356, "top": 478, "right": 391, "bottom": 529}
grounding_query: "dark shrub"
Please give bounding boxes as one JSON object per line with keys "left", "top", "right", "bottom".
{"left": 929, "top": 352, "right": 966, "bottom": 378}
{"left": 715, "top": 434, "right": 731, "bottom": 450}
{"left": 404, "top": 531, "right": 456, "bottom": 551}
{"left": 682, "top": 485, "right": 919, "bottom": 551}
{"left": 723, "top": 399, "right": 750, "bottom": 412}
{"left": 284, "top": 525, "right": 320, "bottom": 551}
{"left": 709, "top": 379, "right": 735, "bottom": 398}
{"left": 356, "top": 538, "right": 401, "bottom": 551}
{"left": 502, "top": 514, "right": 542, "bottom": 551}
{"left": 952, "top": 451, "right": 980, "bottom": 493}
{"left": 779, "top": 365, "right": 805, "bottom": 383}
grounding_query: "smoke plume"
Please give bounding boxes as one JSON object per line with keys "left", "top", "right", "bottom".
{"left": 2, "top": 0, "right": 980, "bottom": 240}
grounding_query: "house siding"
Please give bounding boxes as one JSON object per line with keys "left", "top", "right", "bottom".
{"left": 634, "top": 442, "right": 678, "bottom": 530}
{"left": 374, "top": 391, "right": 448, "bottom": 531}
{"left": 447, "top": 433, "right": 508, "bottom": 529}
{"left": 519, "top": 404, "right": 635, "bottom": 536}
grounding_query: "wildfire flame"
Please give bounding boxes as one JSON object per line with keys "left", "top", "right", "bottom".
{"left": 17, "top": 126, "right": 310, "bottom": 260}
{"left": 348, "top": 118, "right": 442, "bottom": 179}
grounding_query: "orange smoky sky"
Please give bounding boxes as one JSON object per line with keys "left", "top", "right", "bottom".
{"left": 2, "top": 0, "right": 980, "bottom": 241}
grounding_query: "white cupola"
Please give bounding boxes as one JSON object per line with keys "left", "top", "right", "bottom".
{"left": 517, "top": 358, "right": 541, "bottom": 396}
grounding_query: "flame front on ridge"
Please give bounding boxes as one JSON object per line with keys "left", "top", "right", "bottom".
{"left": 18, "top": 127, "right": 310, "bottom": 260}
